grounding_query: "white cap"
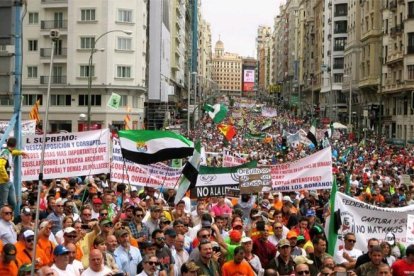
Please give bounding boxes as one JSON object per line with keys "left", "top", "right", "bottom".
{"left": 39, "top": 220, "right": 51, "bottom": 229}
{"left": 23, "top": 230, "right": 35, "bottom": 239}
{"left": 282, "top": 195, "right": 293, "bottom": 203}
{"left": 131, "top": 186, "right": 137, "bottom": 192}
{"left": 385, "top": 232, "right": 395, "bottom": 246}
{"left": 63, "top": 227, "right": 76, "bottom": 234}
{"left": 241, "top": 237, "right": 252, "bottom": 243}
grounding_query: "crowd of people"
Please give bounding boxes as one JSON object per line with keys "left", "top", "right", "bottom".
{"left": 0, "top": 98, "right": 413, "bottom": 276}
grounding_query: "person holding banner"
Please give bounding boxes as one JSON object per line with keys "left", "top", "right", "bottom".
{"left": 0, "top": 137, "right": 28, "bottom": 210}
{"left": 333, "top": 233, "right": 362, "bottom": 270}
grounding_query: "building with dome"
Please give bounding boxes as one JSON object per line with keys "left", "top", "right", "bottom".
{"left": 211, "top": 39, "right": 243, "bottom": 97}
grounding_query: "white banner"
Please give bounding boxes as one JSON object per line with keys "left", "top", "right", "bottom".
{"left": 0, "top": 120, "right": 36, "bottom": 137}
{"left": 111, "top": 137, "right": 182, "bottom": 188}
{"left": 222, "top": 150, "right": 247, "bottom": 167}
{"left": 333, "top": 192, "right": 414, "bottom": 253}
{"left": 22, "top": 129, "right": 110, "bottom": 181}
{"left": 270, "top": 147, "right": 333, "bottom": 191}
{"left": 261, "top": 107, "right": 278, "bottom": 117}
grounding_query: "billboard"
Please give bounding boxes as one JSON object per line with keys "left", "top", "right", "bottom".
{"left": 242, "top": 69, "right": 255, "bottom": 92}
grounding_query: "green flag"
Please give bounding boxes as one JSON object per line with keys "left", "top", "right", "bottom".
{"left": 328, "top": 176, "right": 338, "bottom": 256}
{"left": 238, "top": 117, "right": 244, "bottom": 127}
{"left": 203, "top": 103, "right": 228, "bottom": 124}
{"left": 107, "top": 92, "right": 121, "bottom": 110}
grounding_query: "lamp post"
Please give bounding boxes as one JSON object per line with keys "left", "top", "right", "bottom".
{"left": 87, "top": 30, "right": 132, "bottom": 130}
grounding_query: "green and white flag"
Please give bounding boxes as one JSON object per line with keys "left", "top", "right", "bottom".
{"left": 107, "top": 92, "right": 121, "bottom": 110}
{"left": 203, "top": 103, "right": 228, "bottom": 124}
{"left": 174, "top": 141, "right": 202, "bottom": 205}
{"left": 118, "top": 130, "right": 194, "bottom": 165}
{"left": 327, "top": 176, "right": 338, "bottom": 256}
{"left": 190, "top": 161, "right": 257, "bottom": 198}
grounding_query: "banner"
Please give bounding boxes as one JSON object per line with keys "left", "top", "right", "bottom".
{"left": 239, "top": 167, "right": 271, "bottom": 194}
{"left": 270, "top": 147, "right": 333, "bottom": 191}
{"left": 261, "top": 107, "right": 278, "bottom": 117}
{"left": 0, "top": 120, "right": 36, "bottom": 137}
{"left": 111, "top": 137, "right": 182, "bottom": 188}
{"left": 286, "top": 132, "right": 300, "bottom": 147}
{"left": 22, "top": 129, "right": 110, "bottom": 181}
{"left": 190, "top": 161, "right": 257, "bottom": 198}
{"left": 223, "top": 151, "right": 247, "bottom": 167}
{"left": 261, "top": 119, "right": 273, "bottom": 131}
{"left": 331, "top": 192, "right": 414, "bottom": 253}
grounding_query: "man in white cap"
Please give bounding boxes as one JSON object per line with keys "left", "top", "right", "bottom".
{"left": 241, "top": 236, "right": 263, "bottom": 275}
{"left": 16, "top": 229, "right": 48, "bottom": 268}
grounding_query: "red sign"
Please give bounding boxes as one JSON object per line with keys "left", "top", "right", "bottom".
{"left": 243, "top": 83, "right": 254, "bottom": 92}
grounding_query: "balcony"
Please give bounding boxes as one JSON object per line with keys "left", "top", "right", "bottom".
{"left": 40, "top": 76, "right": 67, "bottom": 85}
{"left": 41, "top": 20, "right": 68, "bottom": 30}
{"left": 40, "top": 48, "right": 67, "bottom": 58}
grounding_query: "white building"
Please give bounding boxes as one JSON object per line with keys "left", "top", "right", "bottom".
{"left": 0, "top": 0, "right": 147, "bottom": 132}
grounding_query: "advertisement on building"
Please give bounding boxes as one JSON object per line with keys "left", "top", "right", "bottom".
{"left": 242, "top": 68, "right": 255, "bottom": 92}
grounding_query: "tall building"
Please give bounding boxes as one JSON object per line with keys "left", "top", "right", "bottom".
{"left": 257, "top": 25, "right": 271, "bottom": 93}
{"left": 1, "top": 0, "right": 147, "bottom": 132}
{"left": 211, "top": 40, "right": 242, "bottom": 97}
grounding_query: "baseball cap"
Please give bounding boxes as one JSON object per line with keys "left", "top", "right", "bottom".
{"left": 99, "top": 219, "right": 113, "bottom": 226}
{"left": 63, "top": 227, "right": 76, "bottom": 234}
{"left": 164, "top": 228, "right": 176, "bottom": 238}
{"left": 150, "top": 205, "right": 162, "bottom": 212}
{"left": 201, "top": 220, "right": 212, "bottom": 228}
{"left": 21, "top": 207, "right": 31, "bottom": 215}
{"left": 306, "top": 209, "right": 316, "bottom": 217}
{"left": 294, "top": 255, "right": 314, "bottom": 265}
{"left": 23, "top": 230, "right": 35, "bottom": 239}
{"left": 140, "top": 241, "right": 155, "bottom": 249}
{"left": 229, "top": 230, "right": 242, "bottom": 243}
{"left": 309, "top": 190, "right": 319, "bottom": 200}
{"left": 297, "top": 235, "right": 305, "bottom": 243}
{"left": 385, "top": 232, "right": 395, "bottom": 246}
{"left": 53, "top": 245, "right": 70, "bottom": 256}
{"left": 130, "top": 186, "right": 138, "bottom": 192}
{"left": 278, "top": 238, "right": 290, "bottom": 247}
{"left": 287, "top": 230, "right": 298, "bottom": 239}
{"left": 115, "top": 229, "right": 129, "bottom": 238}
{"left": 282, "top": 195, "right": 293, "bottom": 203}
{"left": 241, "top": 237, "right": 252, "bottom": 243}
{"left": 39, "top": 220, "right": 51, "bottom": 229}
{"left": 160, "top": 217, "right": 171, "bottom": 224}
{"left": 181, "top": 261, "right": 200, "bottom": 273}
{"left": 92, "top": 198, "right": 103, "bottom": 204}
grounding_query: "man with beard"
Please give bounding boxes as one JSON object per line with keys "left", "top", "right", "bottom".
{"left": 266, "top": 239, "right": 296, "bottom": 276}
{"left": 153, "top": 229, "right": 174, "bottom": 276}
{"left": 356, "top": 245, "right": 386, "bottom": 276}
{"left": 114, "top": 228, "right": 142, "bottom": 276}
{"left": 195, "top": 239, "right": 221, "bottom": 276}
{"left": 137, "top": 254, "right": 162, "bottom": 276}
{"left": 252, "top": 221, "right": 276, "bottom": 268}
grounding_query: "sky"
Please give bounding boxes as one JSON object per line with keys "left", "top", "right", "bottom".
{"left": 201, "top": 0, "right": 284, "bottom": 58}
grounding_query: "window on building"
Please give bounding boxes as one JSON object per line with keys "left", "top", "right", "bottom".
{"left": 80, "top": 65, "right": 95, "bottom": 77}
{"left": 333, "top": 58, "right": 344, "bottom": 69}
{"left": 333, "top": 73, "right": 343, "bottom": 83}
{"left": 23, "top": 94, "right": 42, "bottom": 106}
{"left": 408, "top": 65, "right": 414, "bottom": 80}
{"left": 79, "top": 94, "right": 101, "bottom": 106}
{"left": 119, "top": 95, "right": 128, "bottom": 106}
{"left": 409, "top": 1, "right": 414, "bottom": 18}
{"left": 334, "top": 21, "right": 347, "bottom": 34}
{"left": 0, "top": 96, "right": 13, "bottom": 106}
{"left": 28, "top": 12, "right": 39, "bottom": 24}
{"left": 51, "top": 95, "right": 71, "bottom": 106}
{"left": 28, "top": 40, "right": 38, "bottom": 51}
{"left": 80, "top": 37, "right": 95, "bottom": 49}
{"left": 117, "top": 66, "right": 131, "bottom": 78}
{"left": 27, "top": 66, "right": 37, "bottom": 78}
{"left": 117, "top": 37, "right": 132, "bottom": 50}
{"left": 81, "top": 9, "right": 96, "bottom": 21}
{"left": 118, "top": 9, "right": 132, "bottom": 23}
{"left": 334, "top": 3, "right": 347, "bottom": 16}
{"left": 334, "top": 37, "right": 346, "bottom": 51}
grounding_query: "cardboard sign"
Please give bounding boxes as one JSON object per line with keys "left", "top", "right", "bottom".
{"left": 238, "top": 167, "right": 271, "bottom": 194}
{"left": 225, "top": 186, "right": 240, "bottom": 198}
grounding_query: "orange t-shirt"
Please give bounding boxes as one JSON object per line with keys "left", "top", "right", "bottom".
{"left": 15, "top": 245, "right": 48, "bottom": 269}
{"left": 0, "top": 259, "right": 19, "bottom": 276}
{"left": 221, "top": 260, "right": 255, "bottom": 276}
{"left": 37, "top": 236, "right": 55, "bottom": 265}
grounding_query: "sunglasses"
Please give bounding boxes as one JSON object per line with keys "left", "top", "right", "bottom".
{"left": 103, "top": 223, "right": 113, "bottom": 227}
{"left": 83, "top": 213, "right": 92, "bottom": 217}
{"left": 136, "top": 214, "right": 144, "bottom": 217}
{"left": 146, "top": 261, "right": 159, "bottom": 266}
{"left": 66, "top": 235, "right": 77, "bottom": 239}
{"left": 346, "top": 239, "right": 356, "bottom": 243}
{"left": 274, "top": 227, "right": 282, "bottom": 229}
{"left": 26, "top": 238, "right": 34, "bottom": 243}
{"left": 156, "top": 237, "right": 165, "bottom": 241}
{"left": 3, "top": 212, "right": 12, "bottom": 215}
{"left": 100, "top": 213, "right": 108, "bottom": 216}
{"left": 297, "top": 271, "right": 310, "bottom": 275}
{"left": 201, "top": 234, "right": 211, "bottom": 239}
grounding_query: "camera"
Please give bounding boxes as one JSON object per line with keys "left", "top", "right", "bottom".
{"left": 212, "top": 246, "right": 220, "bottom": 253}
{"left": 81, "top": 224, "right": 90, "bottom": 230}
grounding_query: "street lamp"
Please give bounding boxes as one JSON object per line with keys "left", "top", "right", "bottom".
{"left": 87, "top": 29, "right": 132, "bottom": 130}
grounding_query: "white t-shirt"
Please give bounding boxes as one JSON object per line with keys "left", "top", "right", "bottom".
{"left": 51, "top": 263, "right": 78, "bottom": 276}
{"left": 81, "top": 266, "right": 112, "bottom": 276}
{"left": 334, "top": 247, "right": 363, "bottom": 265}
{"left": 71, "top": 259, "right": 84, "bottom": 276}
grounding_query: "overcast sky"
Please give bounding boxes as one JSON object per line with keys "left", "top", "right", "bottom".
{"left": 201, "top": 0, "right": 284, "bottom": 58}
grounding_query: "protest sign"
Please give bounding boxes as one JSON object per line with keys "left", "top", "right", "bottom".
{"left": 0, "top": 120, "right": 36, "bottom": 137}
{"left": 22, "top": 129, "right": 110, "bottom": 181}
{"left": 107, "top": 92, "right": 121, "bottom": 109}
{"left": 401, "top": 174, "right": 411, "bottom": 187}
{"left": 190, "top": 161, "right": 257, "bottom": 198}
{"left": 261, "top": 107, "right": 278, "bottom": 117}
{"left": 331, "top": 192, "right": 414, "bottom": 253}
{"left": 111, "top": 137, "right": 182, "bottom": 188}
{"left": 270, "top": 147, "right": 333, "bottom": 191}
{"left": 223, "top": 151, "right": 247, "bottom": 167}
{"left": 238, "top": 167, "right": 271, "bottom": 194}
{"left": 407, "top": 214, "right": 414, "bottom": 244}
{"left": 225, "top": 186, "right": 240, "bottom": 198}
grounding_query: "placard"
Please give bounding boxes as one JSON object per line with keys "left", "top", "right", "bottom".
{"left": 238, "top": 167, "right": 271, "bottom": 194}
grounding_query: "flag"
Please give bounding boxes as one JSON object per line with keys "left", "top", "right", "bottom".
{"left": 328, "top": 176, "right": 338, "bottom": 256}
{"left": 118, "top": 130, "right": 194, "bottom": 165}
{"left": 245, "top": 132, "right": 266, "bottom": 140}
{"left": 203, "top": 103, "right": 228, "bottom": 124}
{"left": 325, "top": 122, "right": 334, "bottom": 138}
{"left": 174, "top": 141, "right": 201, "bottom": 205}
{"left": 261, "top": 119, "right": 273, "bottom": 131}
{"left": 217, "top": 124, "right": 237, "bottom": 141}
{"left": 124, "top": 107, "right": 131, "bottom": 130}
{"left": 107, "top": 92, "right": 121, "bottom": 110}
{"left": 237, "top": 117, "right": 244, "bottom": 127}
{"left": 29, "top": 99, "right": 41, "bottom": 124}
{"left": 248, "top": 121, "right": 255, "bottom": 132}
{"left": 307, "top": 120, "right": 318, "bottom": 147}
